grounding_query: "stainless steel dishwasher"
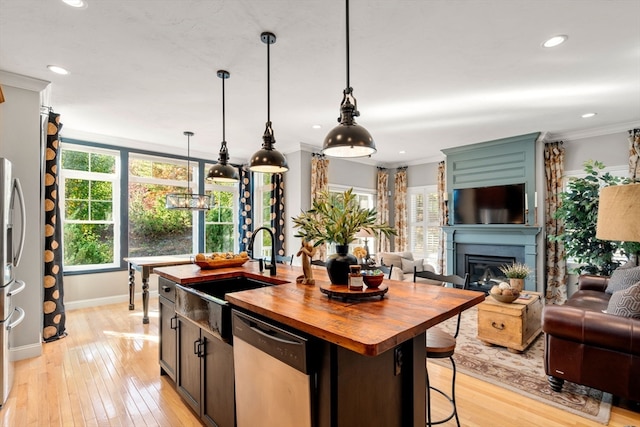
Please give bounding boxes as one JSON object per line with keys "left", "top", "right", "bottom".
{"left": 232, "top": 309, "right": 315, "bottom": 427}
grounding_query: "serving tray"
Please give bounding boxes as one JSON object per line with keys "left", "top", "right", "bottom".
{"left": 194, "top": 257, "right": 249, "bottom": 269}
{"left": 320, "top": 283, "right": 388, "bottom": 301}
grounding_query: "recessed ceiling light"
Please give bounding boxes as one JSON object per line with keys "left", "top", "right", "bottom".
{"left": 61, "top": 0, "right": 87, "bottom": 8}
{"left": 47, "top": 65, "right": 69, "bottom": 75}
{"left": 312, "top": 124, "right": 322, "bottom": 129}
{"left": 542, "top": 35, "right": 568, "bottom": 48}
{"left": 399, "top": 150, "right": 406, "bottom": 154}
{"left": 581, "top": 112, "right": 597, "bottom": 118}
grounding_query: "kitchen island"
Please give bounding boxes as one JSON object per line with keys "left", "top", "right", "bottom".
{"left": 154, "top": 260, "right": 485, "bottom": 427}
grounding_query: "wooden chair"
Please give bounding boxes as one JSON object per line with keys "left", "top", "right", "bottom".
{"left": 378, "top": 263, "right": 394, "bottom": 279}
{"left": 275, "top": 254, "right": 293, "bottom": 265}
{"left": 414, "top": 271, "right": 470, "bottom": 427}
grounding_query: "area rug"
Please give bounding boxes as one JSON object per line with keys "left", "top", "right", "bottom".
{"left": 431, "top": 307, "right": 613, "bottom": 424}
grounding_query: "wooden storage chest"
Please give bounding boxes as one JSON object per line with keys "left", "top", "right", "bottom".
{"left": 477, "top": 291, "right": 543, "bottom": 353}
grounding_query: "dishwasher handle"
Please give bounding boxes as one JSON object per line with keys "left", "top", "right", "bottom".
{"left": 232, "top": 310, "right": 310, "bottom": 374}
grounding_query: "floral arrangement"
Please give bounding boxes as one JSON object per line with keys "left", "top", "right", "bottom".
{"left": 353, "top": 246, "right": 367, "bottom": 259}
{"left": 499, "top": 262, "right": 531, "bottom": 279}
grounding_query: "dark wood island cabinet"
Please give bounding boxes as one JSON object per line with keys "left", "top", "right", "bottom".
{"left": 154, "top": 262, "right": 485, "bottom": 427}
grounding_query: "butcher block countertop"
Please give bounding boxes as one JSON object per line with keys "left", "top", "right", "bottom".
{"left": 154, "top": 261, "right": 485, "bottom": 356}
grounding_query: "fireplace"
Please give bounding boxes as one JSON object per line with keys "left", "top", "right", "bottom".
{"left": 465, "top": 254, "right": 516, "bottom": 293}
{"left": 444, "top": 225, "right": 539, "bottom": 291}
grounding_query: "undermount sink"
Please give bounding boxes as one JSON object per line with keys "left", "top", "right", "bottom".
{"left": 175, "top": 276, "right": 287, "bottom": 341}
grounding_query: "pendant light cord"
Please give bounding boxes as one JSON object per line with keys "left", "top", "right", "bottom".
{"left": 186, "top": 133, "right": 191, "bottom": 191}
{"left": 345, "top": 0, "right": 350, "bottom": 90}
{"left": 221, "top": 74, "right": 226, "bottom": 142}
{"left": 267, "top": 37, "right": 271, "bottom": 123}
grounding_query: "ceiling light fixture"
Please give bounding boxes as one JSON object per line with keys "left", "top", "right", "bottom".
{"left": 322, "top": 0, "right": 376, "bottom": 158}
{"left": 61, "top": 0, "right": 87, "bottom": 8}
{"left": 542, "top": 35, "right": 568, "bottom": 48}
{"left": 207, "top": 70, "right": 239, "bottom": 182}
{"left": 47, "top": 65, "right": 69, "bottom": 75}
{"left": 581, "top": 112, "right": 597, "bottom": 118}
{"left": 165, "top": 131, "right": 212, "bottom": 210}
{"left": 248, "top": 32, "right": 288, "bottom": 173}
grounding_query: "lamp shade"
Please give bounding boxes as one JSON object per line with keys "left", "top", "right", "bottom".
{"left": 207, "top": 162, "right": 239, "bottom": 182}
{"left": 596, "top": 184, "right": 640, "bottom": 242}
{"left": 249, "top": 146, "right": 289, "bottom": 173}
{"left": 355, "top": 228, "right": 375, "bottom": 239}
{"left": 323, "top": 122, "right": 376, "bottom": 158}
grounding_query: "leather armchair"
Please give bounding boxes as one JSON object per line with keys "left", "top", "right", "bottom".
{"left": 542, "top": 274, "right": 640, "bottom": 401}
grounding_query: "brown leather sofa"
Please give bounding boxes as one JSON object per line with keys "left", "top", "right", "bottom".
{"left": 542, "top": 274, "right": 640, "bottom": 401}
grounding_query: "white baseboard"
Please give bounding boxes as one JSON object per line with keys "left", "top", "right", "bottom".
{"left": 65, "top": 290, "right": 159, "bottom": 311}
{"left": 10, "top": 342, "right": 42, "bottom": 362}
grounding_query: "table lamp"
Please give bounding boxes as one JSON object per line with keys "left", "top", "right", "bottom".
{"left": 355, "top": 228, "right": 375, "bottom": 263}
{"left": 596, "top": 183, "right": 640, "bottom": 265}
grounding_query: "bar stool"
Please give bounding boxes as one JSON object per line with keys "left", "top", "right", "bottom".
{"left": 415, "top": 271, "right": 469, "bottom": 427}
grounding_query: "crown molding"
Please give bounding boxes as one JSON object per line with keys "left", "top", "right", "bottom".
{"left": 546, "top": 121, "right": 640, "bottom": 141}
{"left": 0, "top": 70, "right": 50, "bottom": 92}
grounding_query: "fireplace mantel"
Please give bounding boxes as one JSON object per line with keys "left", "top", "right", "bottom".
{"left": 443, "top": 225, "right": 541, "bottom": 291}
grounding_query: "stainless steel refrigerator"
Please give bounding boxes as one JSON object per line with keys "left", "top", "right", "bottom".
{"left": 0, "top": 158, "right": 26, "bottom": 407}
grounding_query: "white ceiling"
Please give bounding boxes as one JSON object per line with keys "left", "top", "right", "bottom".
{"left": 1, "top": 0, "right": 639, "bottom": 167}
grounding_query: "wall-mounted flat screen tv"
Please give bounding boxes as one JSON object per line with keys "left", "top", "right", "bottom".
{"left": 453, "top": 183, "right": 525, "bottom": 225}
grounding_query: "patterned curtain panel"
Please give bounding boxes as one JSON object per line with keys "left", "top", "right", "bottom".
{"left": 630, "top": 128, "right": 640, "bottom": 181}
{"left": 376, "top": 168, "right": 390, "bottom": 253}
{"left": 238, "top": 165, "right": 253, "bottom": 252}
{"left": 270, "top": 173, "right": 286, "bottom": 257}
{"left": 437, "top": 161, "right": 447, "bottom": 274}
{"left": 310, "top": 154, "right": 329, "bottom": 260}
{"left": 544, "top": 141, "right": 567, "bottom": 305}
{"left": 43, "top": 112, "right": 67, "bottom": 342}
{"left": 394, "top": 167, "right": 408, "bottom": 251}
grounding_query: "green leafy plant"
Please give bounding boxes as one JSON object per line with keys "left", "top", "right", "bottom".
{"left": 549, "top": 160, "right": 637, "bottom": 275}
{"left": 499, "top": 262, "right": 531, "bottom": 279}
{"left": 292, "top": 188, "right": 396, "bottom": 246}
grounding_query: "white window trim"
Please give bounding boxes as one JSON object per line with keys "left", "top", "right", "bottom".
{"left": 408, "top": 185, "right": 438, "bottom": 266}
{"left": 204, "top": 179, "right": 240, "bottom": 253}
{"left": 60, "top": 144, "right": 121, "bottom": 272}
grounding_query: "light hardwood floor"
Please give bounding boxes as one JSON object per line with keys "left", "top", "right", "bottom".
{"left": 2, "top": 296, "right": 639, "bottom": 427}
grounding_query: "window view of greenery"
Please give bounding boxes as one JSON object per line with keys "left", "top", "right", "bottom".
{"left": 61, "top": 148, "right": 118, "bottom": 268}
{"left": 128, "top": 155, "right": 195, "bottom": 257}
{"left": 205, "top": 184, "right": 237, "bottom": 253}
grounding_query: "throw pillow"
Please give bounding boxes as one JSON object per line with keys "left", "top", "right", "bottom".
{"left": 401, "top": 258, "right": 424, "bottom": 274}
{"left": 605, "top": 265, "right": 640, "bottom": 294}
{"left": 606, "top": 282, "right": 640, "bottom": 319}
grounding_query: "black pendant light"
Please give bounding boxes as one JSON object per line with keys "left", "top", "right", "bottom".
{"left": 165, "top": 131, "right": 212, "bottom": 210}
{"left": 322, "top": 0, "right": 376, "bottom": 158}
{"left": 207, "top": 70, "right": 239, "bottom": 182}
{"left": 248, "top": 32, "right": 289, "bottom": 173}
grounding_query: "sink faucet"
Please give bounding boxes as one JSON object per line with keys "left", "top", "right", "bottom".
{"left": 248, "top": 226, "right": 277, "bottom": 276}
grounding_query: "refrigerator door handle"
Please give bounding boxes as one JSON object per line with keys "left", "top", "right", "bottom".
{"left": 11, "top": 178, "right": 26, "bottom": 267}
{"left": 7, "top": 280, "right": 26, "bottom": 297}
{"left": 7, "top": 307, "right": 25, "bottom": 331}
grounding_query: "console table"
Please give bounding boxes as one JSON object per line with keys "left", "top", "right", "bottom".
{"left": 124, "top": 255, "right": 193, "bottom": 323}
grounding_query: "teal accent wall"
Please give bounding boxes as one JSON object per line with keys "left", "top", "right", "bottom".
{"left": 442, "top": 132, "right": 541, "bottom": 291}
{"left": 442, "top": 132, "right": 539, "bottom": 226}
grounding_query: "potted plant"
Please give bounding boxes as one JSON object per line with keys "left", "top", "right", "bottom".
{"left": 499, "top": 262, "right": 531, "bottom": 291}
{"left": 549, "top": 160, "right": 640, "bottom": 275}
{"left": 292, "top": 188, "right": 396, "bottom": 285}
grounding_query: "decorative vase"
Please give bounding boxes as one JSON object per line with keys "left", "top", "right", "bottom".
{"left": 509, "top": 278, "right": 524, "bottom": 292}
{"left": 326, "top": 245, "right": 357, "bottom": 285}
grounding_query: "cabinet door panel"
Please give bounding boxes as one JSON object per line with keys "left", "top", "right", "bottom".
{"left": 202, "top": 330, "right": 236, "bottom": 427}
{"left": 177, "top": 317, "right": 202, "bottom": 414}
{"left": 159, "top": 296, "right": 177, "bottom": 380}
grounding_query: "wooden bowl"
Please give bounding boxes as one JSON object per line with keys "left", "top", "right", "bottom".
{"left": 490, "top": 292, "right": 520, "bottom": 303}
{"left": 363, "top": 273, "right": 384, "bottom": 289}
